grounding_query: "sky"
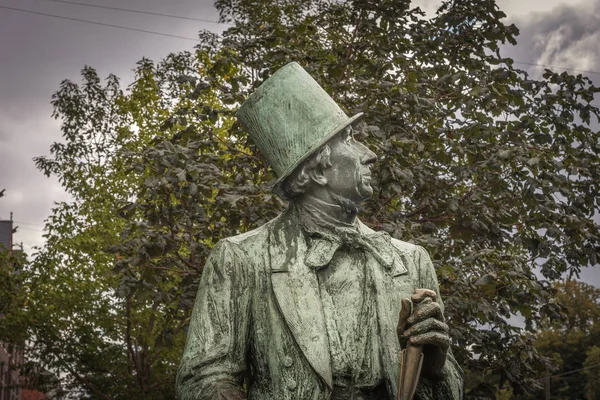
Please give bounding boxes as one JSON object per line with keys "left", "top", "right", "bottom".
{"left": 0, "top": 0, "right": 598, "bottom": 280}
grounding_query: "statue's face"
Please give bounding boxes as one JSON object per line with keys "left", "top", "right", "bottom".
{"left": 323, "top": 126, "right": 378, "bottom": 203}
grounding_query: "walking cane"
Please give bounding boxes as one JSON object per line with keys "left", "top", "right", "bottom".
{"left": 397, "top": 298, "right": 423, "bottom": 400}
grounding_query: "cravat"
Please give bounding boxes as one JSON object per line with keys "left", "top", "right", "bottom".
{"left": 304, "top": 226, "right": 395, "bottom": 270}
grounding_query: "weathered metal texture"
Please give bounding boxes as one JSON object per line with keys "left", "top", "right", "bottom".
{"left": 176, "top": 208, "right": 465, "bottom": 399}
{"left": 177, "top": 62, "right": 465, "bottom": 400}
{"left": 236, "top": 62, "right": 363, "bottom": 184}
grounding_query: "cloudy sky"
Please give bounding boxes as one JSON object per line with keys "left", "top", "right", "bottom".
{"left": 0, "top": 0, "right": 598, "bottom": 279}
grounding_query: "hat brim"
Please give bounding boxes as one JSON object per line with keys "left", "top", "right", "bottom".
{"left": 273, "top": 112, "right": 364, "bottom": 193}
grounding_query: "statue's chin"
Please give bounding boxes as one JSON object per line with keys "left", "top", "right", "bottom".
{"left": 327, "top": 184, "right": 373, "bottom": 217}
{"left": 328, "top": 192, "right": 360, "bottom": 216}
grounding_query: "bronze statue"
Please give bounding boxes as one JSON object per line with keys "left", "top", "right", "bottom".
{"left": 176, "top": 62, "right": 464, "bottom": 399}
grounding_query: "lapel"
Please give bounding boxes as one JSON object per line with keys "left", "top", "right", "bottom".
{"left": 357, "top": 221, "right": 411, "bottom": 399}
{"left": 268, "top": 210, "right": 333, "bottom": 389}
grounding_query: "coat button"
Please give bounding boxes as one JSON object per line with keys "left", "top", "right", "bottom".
{"left": 283, "top": 355, "right": 293, "bottom": 367}
{"left": 287, "top": 379, "right": 297, "bottom": 391}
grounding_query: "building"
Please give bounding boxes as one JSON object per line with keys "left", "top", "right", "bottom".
{"left": 0, "top": 217, "right": 13, "bottom": 250}
{"left": 0, "top": 215, "right": 52, "bottom": 400}
{"left": 0, "top": 216, "right": 23, "bottom": 400}
{"left": 0, "top": 344, "right": 23, "bottom": 400}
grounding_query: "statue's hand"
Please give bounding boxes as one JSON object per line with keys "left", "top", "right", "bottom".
{"left": 397, "top": 288, "right": 449, "bottom": 379}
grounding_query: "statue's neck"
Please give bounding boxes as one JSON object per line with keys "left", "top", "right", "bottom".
{"left": 294, "top": 195, "right": 359, "bottom": 228}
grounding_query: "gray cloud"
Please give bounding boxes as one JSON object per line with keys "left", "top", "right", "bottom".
{"left": 497, "top": 0, "right": 591, "bottom": 18}
{"left": 502, "top": 0, "right": 600, "bottom": 82}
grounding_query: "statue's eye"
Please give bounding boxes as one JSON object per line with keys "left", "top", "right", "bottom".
{"left": 344, "top": 130, "right": 354, "bottom": 142}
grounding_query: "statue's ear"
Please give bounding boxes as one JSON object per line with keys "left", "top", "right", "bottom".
{"left": 308, "top": 167, "right": 327, "bottom": 186}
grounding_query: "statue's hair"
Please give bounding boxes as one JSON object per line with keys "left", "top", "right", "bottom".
{"left": 281, "top": 144, "right": 332, "bottom": 200}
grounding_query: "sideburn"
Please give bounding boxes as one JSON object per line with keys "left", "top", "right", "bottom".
{"left": 329, "top": 191, "right": 360, "bottom": 220}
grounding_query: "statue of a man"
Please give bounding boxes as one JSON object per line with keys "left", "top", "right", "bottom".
{"left": 176, "top": 62, "right": 464, "bottom": 399}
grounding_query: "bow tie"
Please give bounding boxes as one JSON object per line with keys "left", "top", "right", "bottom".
{"left": 304, "top": 226, "right": 395, "bottom": 270}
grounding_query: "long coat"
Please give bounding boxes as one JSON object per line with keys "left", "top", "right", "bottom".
{"left": 176, "top": 209, "right": 464, "bottom": 399}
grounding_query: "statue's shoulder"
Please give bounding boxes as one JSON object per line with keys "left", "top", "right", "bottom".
{"left": 356, "top": 218, "right": 420, "bottom": 256}
{"left": 218, "top": 212, "right": 286, "bottom": 251}
{"left": 390, "top": 237, "right": 420, "bottom": 256}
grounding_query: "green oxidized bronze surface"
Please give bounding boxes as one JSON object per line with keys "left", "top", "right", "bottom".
{"left": 176, "top": 62, "right": 464, "bottom": 400}
{"left": 236, "top": 62, "right": 363, "bottom": 186}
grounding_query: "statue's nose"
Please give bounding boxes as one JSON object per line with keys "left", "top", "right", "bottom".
{"left": 361, "top": 146, "right": 378, "bottom": 165}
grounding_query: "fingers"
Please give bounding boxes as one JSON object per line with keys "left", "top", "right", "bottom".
{"left": 403, "top": 318, "right": 448, "bottom": 338}
{"left": 397, "top": 289, "right": 449, "bottom": 360}
{"left": 396, "top": 298, "right": 412, "bottom": 336}
{"left": 398, "top": 289, "right": 444, "bottom": 346}
{"left": 407, "top": 300, "right": 443, "bottom": 326}
{"left": 400, "top": 317, "right": 449, "bottom": 351}
{"left": 409, "top": 331, "right": 450, "bottom": 350}
{"left": 411, "top": 288, "right": 436, "bottom": 303}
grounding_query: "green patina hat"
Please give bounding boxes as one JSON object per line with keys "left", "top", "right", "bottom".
{"left": 236, "top": 62, "right": 363, "bottom": 187}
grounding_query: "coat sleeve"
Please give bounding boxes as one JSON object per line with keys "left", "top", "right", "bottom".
{"left": 413, "top": 245, "right": 465, "bottom": 400}
{"left": 176, "top": 240, "right": 252, "bottom": 400}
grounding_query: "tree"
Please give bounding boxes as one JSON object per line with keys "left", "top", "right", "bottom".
{"left": 534, "top": 281, "right": 600, "bottom": 399}
{"left": 26, "top": 67, "right": 144, "bottom": 398}
{"left": 584, "top": 346, "right": 600, "bottom": 400}
{"left": 25, "top": 63, "right": 201, "bottom": 398}
{"left": 23, "top": 50, "right": 256, "bottom": 397}
{"left": 11, "top": 0, "right": 599, "bottom": 397}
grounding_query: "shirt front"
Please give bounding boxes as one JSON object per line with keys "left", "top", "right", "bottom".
{"left": 316, "top": 244, "right": 383, "bottom": 390}
{"left": 296, "top": 198, "right": 385, "bottom": 391}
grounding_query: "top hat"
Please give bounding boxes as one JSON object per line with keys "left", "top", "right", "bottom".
{"left": 236, "top": 62, "right": 363, "bottom": 189}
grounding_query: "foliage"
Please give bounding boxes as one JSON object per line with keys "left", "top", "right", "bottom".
{"left": 584, "top": 346, "right": 600, "bottom": 400}
{"left": 533, "top": 281, "right": 600, "bottom": 399}
{"left": 22, "top": 65, "right": 191, "bottom": 398}
{"left": 3, "top": 0, "right": 597, "bottom": 398}
{"left": 23, "top": 67, "right": 138, "bottom": 398}
{"left": 22, "top": 50, "right": 276, "bottom": 398}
